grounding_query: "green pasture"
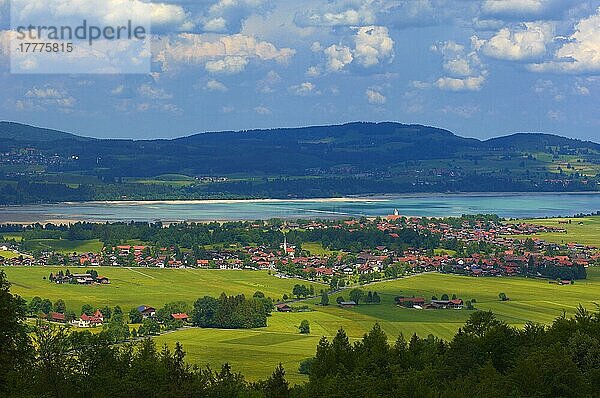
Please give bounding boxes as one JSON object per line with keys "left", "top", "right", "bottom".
{"left": 153, "top": 268, "right": 600, "bottom": 382}
{"left": 2, "top": 267, "right": 324, "bottom": 312}
{"left": 0, "top": 249, "right": 20, "bottom": 259}
{"left": 2, "top": 234, "right": 23, "bottom": 242}
{"left": 23, "top": 239, "right": 104, "bottom": 254}
{"left": 512, "top": 216, "right": 600, "bottom": 247}
{"left": 302, "top": 242, "right": 339, "bottom": 256}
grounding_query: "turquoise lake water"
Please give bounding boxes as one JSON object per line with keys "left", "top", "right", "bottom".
{"left": 1, "top": 193, "right": 600, "bottom": 223}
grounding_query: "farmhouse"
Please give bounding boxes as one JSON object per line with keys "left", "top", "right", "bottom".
{"left": 48, "top": 312, "right": 66, "bottom": 323}
{"left": 339, "top": 301, "right": 357, "bottom": 308}
{"left": 275, "top": 304, "right": 292, "bottom": 312}
{"left": 396, "top": 297, "right": 426, "bottom": 307}
{"left": 78, "top": 311, "right": 104, "bottom": 328}
{"left": 171, "top": 313, "right": 189, "bottom": 321}
{"left": 137, "top": 305, "right": 156, "bottom": 318}
{"left": 426, "top": 299, "right": 464, "bottom": 310}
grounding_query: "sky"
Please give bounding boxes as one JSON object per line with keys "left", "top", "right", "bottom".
{"left": 0, "top": 0, "right": 599, "bottom": 141}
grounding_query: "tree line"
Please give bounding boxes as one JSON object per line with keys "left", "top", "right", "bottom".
{"left": 3, "top": 269, "right": 600, "bottom": 397}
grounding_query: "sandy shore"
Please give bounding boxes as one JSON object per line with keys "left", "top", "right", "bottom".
{"left": 64, "top": 197, "right": 388, "bottom": 206}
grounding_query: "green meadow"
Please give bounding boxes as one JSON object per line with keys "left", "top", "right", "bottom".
{"left": 515, "top": 216, "right": 600, "bottom": 247}
{"left": 4, "top": 266, "right": 600, "bottom": 382}
{"left": 2, "top": 267, "right": 325, "bottom": 311}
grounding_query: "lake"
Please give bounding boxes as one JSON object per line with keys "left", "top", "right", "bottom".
{"left": 1, "top": 193, "right": 599, "bottom": 223}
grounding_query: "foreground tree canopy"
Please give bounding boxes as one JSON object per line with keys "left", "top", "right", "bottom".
{"left": 1, "top": 270, "right": 600, "bottom": 397}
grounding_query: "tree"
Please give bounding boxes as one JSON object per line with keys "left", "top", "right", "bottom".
{"left": 263, "top": 363, "right": 289, "bottom": 398}
{"left": 349, "top": 288, "right": 364, "bottom": 305}
{"left": 53, "top": 299, "right": 66, "bottom": 314}
{"left": 129, "top": 308, "right": 142, "bottom": 324}
{"left": 320, "top": 291, "right": 329, "bottom": 306}
{"left": 102, "top": 312, "right": 130, "bottom": 343}
{"left": 140, "top": 318, "right": 160, "bottom": 335}
{"left": 336, "top": 296, "right": 344, "bottom": 304}
{"left": 441, "top": 294, "right": 449, "bottom": 301}
{"left": 81, "top": 304, "right": 94, "bottom": 316}
{"left": 0, "top": 271, "right": 32, "bottom": 395}
{"left": 366, "top": 291, "right": 373, "bottom": 303}
{"left": 40, "top": 298, "right": 53, "bottom": 314}
{"left": 372, "top": 292, "right": 381, "bottom": 304}
{"left": 299, "top": 320, "right": 310, "bottom": 334}
{"left": 499, "top": 292, "right": 508, "bottom": 301}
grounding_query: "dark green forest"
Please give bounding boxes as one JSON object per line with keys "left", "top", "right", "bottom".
{"left": 3, "top": 270, "right": 600, "bottom": 397}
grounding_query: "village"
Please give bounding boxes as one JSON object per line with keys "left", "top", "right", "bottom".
{"left": 1, "top": 214, "right": 596, "bottom": 284}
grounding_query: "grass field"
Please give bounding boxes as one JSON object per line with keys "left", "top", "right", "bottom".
{"left": 514, "top": 216, "right": 600, "bottom": 247}
{"left": 154, "top": 268, "right": 600, "bottom": 382}
{"left": 1, "top": 267, "right": 325, "bottom": 312}
{"left": 302, "top": 242, "right": 339, "bottom": 256}
{"left": 23, "top": 239, "right": 104, "bottom": 254}
{"left": 0, "top": 249, "right": 20, "bottom": 259}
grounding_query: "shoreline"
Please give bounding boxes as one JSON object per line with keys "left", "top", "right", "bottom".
{"left": 2, "top": 191, "right": 600, "bottom": 208}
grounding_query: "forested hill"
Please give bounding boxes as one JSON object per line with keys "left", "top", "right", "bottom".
{"left": 1, "top": 121, "right": 600, "bottom": 204}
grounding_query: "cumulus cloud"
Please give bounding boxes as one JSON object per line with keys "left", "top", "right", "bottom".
{"left": 295, "top": 7, "right": 375, "bottom": 27}
{"left": 138, "top": 84, "right": 173, "bottom": 100}
{"left": 201, "top": 0, "right": 273, "bottom": 33}
{"left": 480, "top": 0, "right": 565, "bottom": 19}
{"left": 254, "top": 105, "right": 272, "bottom": 115}
{"left": 10, "top": 0, "right": 192, "bottom": 31}
{"left": 354, "top": 26, "right": 394, "bottom": 67}
{"left": 16, "top": 85, "right": 76, "bottom": 111}
{"left": 205, "top": 79, "right": 228, "bottom": 92}
{"left": 528, "top": 8, "right": 600, "bottom": 73}
{"left": 481, "top": 21, "right": 554, "bottom": 60}
{"left": 428, "top": 39, "right": 488, "bottom": 91}
{"left": 205, "top": 56, "right": 249, "bottom": 74}
{"left": 256, "top": 70, "right": 282, "bottom": 93}
{"left": 295, "top": 0, "right": 461, "bottom": 29}
{"left": 154, "top": 33, "right": 295, "bottom": 74}
{"left": 435, "top": 75, "right": 486, "bottom": 91}
{"left": 365, "top": 88, "right": 386, "bottom": 104}
{"left": 324, "top": 44, "right": 354, "bottom": 71}
{"left": 321, "top": 25, "right": 394, "bottom": 72}
{"left": 289, "top": 81, "right": 320, "bottom": 96}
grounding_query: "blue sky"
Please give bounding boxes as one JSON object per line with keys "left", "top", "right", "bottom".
{"left": 0, "top": 0, "right": 599, "bottom": 141}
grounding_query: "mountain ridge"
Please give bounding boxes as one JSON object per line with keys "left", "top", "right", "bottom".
{"left": 2, "top": 120, "right": 596, "bottom": 147}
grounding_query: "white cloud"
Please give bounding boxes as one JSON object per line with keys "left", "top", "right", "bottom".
{"left": 203, "top": 17, "right": 227, "bottom": 32}
{"left": 353, "top": 26, "right": 394, "bottom": 67}
{"left": 111, "top": 85, "right": 125, "bottom": 96}
{"left": 481, "top": 0, "right": 562, "bottom": 18}
{"left": 306, "top": 66, "right": 321, "bottom": 77}
{"left": 428, "top": 39, "right": 488, "bottom": 91}
{"left": 20, "top": 85, "right": 76, "bottom": 110}
{"left": 154, "top": 33, "right": 295, "bottom": 74}
{"left": 206, "top": 79, "right": 228, "bottom": 92}
{"left": 10, "top": 0, "right": 192, "bottom": 31}
{"left": 289, "top": 81, "right": 320, "bottom": 96}
{"left": 203, "top": 0, "right": 272, "bottom": 33}
{"left": 365, "top": 88, "right": 386, "bottom": 104}
{"left": 529, "top": 8, "right": 600, "bottom": 73}
{"left": 205, "top": 56, "right": 249, "bottom": 74}
{"left": 324, "top": 44, "right": 353, "bottom": 72}
{"left": 321, "top": 25, "right": 394, "bottom": 72}
{"left": 481, "top": 21, "right": 554, "bottom": 60}
{"left": 254, "top": 106, "right": 271, "bottom": 115}
{"left": 295, "top": 7, "right": 375, "bottom": 27}
{"left": 138, "top": 84, "right": 173, "bottom": 99}
{"left": 435, "top": 75, "right": 486, "bottom": 91}
{"left": 256, "top": 70, "right": 282, "bottom": 93}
